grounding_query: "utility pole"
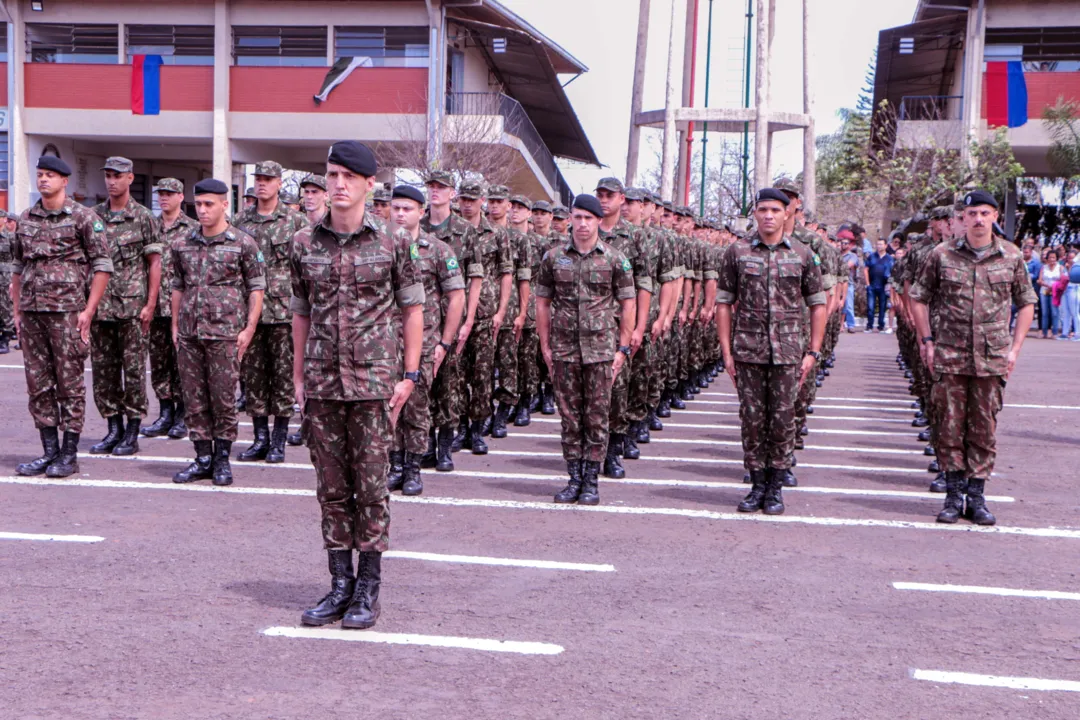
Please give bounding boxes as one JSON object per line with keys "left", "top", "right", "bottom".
{"left": 801, "top": 0, "right": 816, "bottom": 210}
{"left": 752, "top": 0, "right": 770, "bottom": 193}
{"left": 660, "top": 0, "right": 680, "bottom": 200}
{"left": 625, "top": 0, "right": 652, "bottom": 186}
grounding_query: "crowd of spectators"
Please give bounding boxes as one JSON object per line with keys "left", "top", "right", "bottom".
{"left": 1025, "top": 243, "right": 1080, "bottom": 340}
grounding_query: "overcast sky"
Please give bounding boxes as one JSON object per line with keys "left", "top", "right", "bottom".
{"left": 499, "top": 0, "right": 919, "bottom": 197}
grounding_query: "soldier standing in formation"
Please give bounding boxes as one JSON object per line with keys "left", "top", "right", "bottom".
{"left": 529, "top": 200, "right": 563, "bottom": 416}
{"left": 0, "top": 211, "right": 17, "bottom": 354}
{"left": 552, "top": 205, "right": 570, "bottom": 238}
{"left": 300, "top": 174, "right": 328, "bottom": 226}
{"left": 371, "top": 184, "right": 392, "bottom": 223}
{"left": 235, "top": 161, "right": 309, "bottom": 464}
{"left": 909, "top": 190, "right": 1036, "bottom": 525}
{"left": 292, "top": 141, "right": 425, "bottom": 630}
{"left": 143, "top": 178, "right": 198, "bottom": 440}
{"left": 511, "top": 199, "right": 549, "bottom": 427}
{"left": 536, "top": 194, "right": 636, "bottom": 505}
{"left": 13, "top": 156, "right": 113, "bottom": 478}
{"left": 171, "top": 179, "right": 265, "bottom": 486}
{"left": 716, "top": 189, "right": 826, "bottom": 515}
{"left": 90, "top": 156, "right": 163, "bottom": 457}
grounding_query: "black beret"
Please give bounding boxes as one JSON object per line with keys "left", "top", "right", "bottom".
{"left": 193, "top": 178, "right": 229, "bottom": 195}
{"left": 328, "top": 141, "right": 377, "bottom": 177}
{"left": 572, "top": 194, "right": 603, "bottom": 218}
{"left": 37, "top": 155, "right": 72, "bottom": 176}
{"left": 391, "top": 185, "right": 425, "bottom": 206}
{"left": 756, "top": 188, "right": 790, "bottom": 207}
{"left": 963, "top": 189, "right": 998, "bottom": 209}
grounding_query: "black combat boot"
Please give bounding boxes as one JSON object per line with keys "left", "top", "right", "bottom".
{"left": 451, "top": 419, "right": 468, "bottom": 453}
{"left": 928, "top": 459, "right": 941, "bottom": 473}
{"left": 578, "top": 460, "right": 601, "bottom": 505}
{"left": 301, "top": 550, "right": 355, "bottom": 626}
{"left": 266, "top": 416, "right": 290, "bottom": 463}
{"left": 670, "top": 388, "right": 687, "bottom": 410}
{"left": 480, "top": 413, "right": 493, "bottom": 437}
{"left": 762, "top": 469, "right": 785, "bottom": 515}
{"left": 697, "top": 371, "right": 710, "bottom": 389}
{"left": 490, "top": 402, "right": 512, "bottom": 439}
{"left": 528, "top": 393, "right": 540, "bottom": 413}
{"left": 912, "top": 413, "right": 929, "bottom": 428}
{"left": 822, "top": 367, "right": 830, "bottom": 377}
{"left": 603, "top": 434, "right": 625, "bottom": 479}
{"left": 623, "top": 424, "right": 641, "bottom": 460}
{"left": 637, "top": 419, "right": 651, "bottom": 444}
{"left": 45, "top": 432, "right": 81, "bottom": 478}
{"left": 90, "top": 415, "right": 125, "bottom": 454}
{"left": 287, "top": 430, "right": 303, "bottom": 446}
{"left": 799, "top": 423, "right": 809, "bottom": 436}
{"left": 212, "top": 439, "right": 233, "bottom": 486}
{"left": 904, "top": 369, "right": 913, "bottom": 380}
{"left": 936, "top": 471, "right": 967, "bottom": 524}
{"left": 656, "top": 393, "right": 672, "bottom": 418}
{"left": 679, "top": 381, "right": 694, "bottom": 401}
{"left": 238, "top": 416, "right": 269, "bottom": 461}
{"left": 0, "top": 336, "right": 8, "bottom": 354}
{"left": 929, "top": 472, "right": 947, "bottom": 493}
{"left": 964, "top": 478, "right": 996, "bottom": 526}
{"left": 142, "top": 400, "right": 175, "bottom": 437}
{"left": 386, "top": 450, "right": 405, "bottom": 491}
{"left": 541, "top": 383, "right": 556, "bottom": 415}
{"left": 469, "top": 419, "right": 488, "bottom": 455}
{"left": 794, "top": 436, "right": 805, "bottom": 450}
{"left": 924, "top": 444, "right": 936, "bottom": 457}
{"left": 554, "top": 460, "right": 583, "bottom": 504}
{"left": 341, "top": 551, "right": 382, "bottom": 629}
{"left": 112, "top": 418, "right": 141, "bottom": 456}
{"left": 777, "top": 468, "right": 797, "bottom": 488}
{"left": 435, "top": 425, "right": 455, "bottom": 472}
{"left": 419, "top": 428, "right": 437, "bottom": 469}
{"left": 814, "top": 376, "right": 823, "bottom": 388}
{"left": 648, "top": 408, "right": 663, "bottom": 431}
{"left": 738, "top": 470, "right": 768, "bottom": 512}
{"left": 17, "top": 427, "right": 61, "bottom": 476}
{"left": 743, "top": 471, "right": 751, "bottom": 484}
{"left": 401, "top": 451, "right": 423, "bottom": 496}
{"left": 514, "top": 395, "right": 532, "bottom": 427}
{"left": 806, "top": 405, "right": 814, "bottom": 415}
{"left": 167, "top": 402, "right": 188, "bottom": 439}
{"left": 173, "top": 440, "right": 214, "bottom": 483}
{"left": 917, "top": 428, "right": 932, "bottom": 442}
{"left": 235, "top": 385, "right": 247, "bottom": 412}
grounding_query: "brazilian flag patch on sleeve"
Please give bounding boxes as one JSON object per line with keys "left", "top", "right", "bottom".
{"left": 813, "top": 253, "right": 821, "bottom": 266}
{"left": 621, "top": 258, "right": 632, "bottom": 272}
{"left": 257, "top": 251, "right": 265, "bottom": 263}
{"left": 446, "top": 256, "right": 459, "bottom": 271}
{"left": 92, "top": 221, "right": 105, "bottom": 232}
{"left": 410, "top": 243, "right": 420, "bottom": 260}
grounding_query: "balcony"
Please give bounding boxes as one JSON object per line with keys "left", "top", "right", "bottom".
{"left": 896, "top": 94, "right": 965, "bottom": 150}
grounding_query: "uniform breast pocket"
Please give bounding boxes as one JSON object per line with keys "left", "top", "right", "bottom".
{"left": 270, "top": 236, "right": 291, "bottom": 262}
{"left": 587, "top": 268, "right": 612, "bottom": 288}
{"left": 206, "top": 247, "right": 242, "bottom": 285}
{"left": 355, "top": 257, "right": 391, "bottom": 291}
{"left": 117, "top": 234, "right": 143, "bottom": 261}
{"left": 778, "top": 261, "right": 802, "bottom": 281}
{"left": 301, "top": 258, "right": 335, "bottom": 306}
{"left": 987, "top": 268, "right": 1013, "bottom": 301}
{"left": 740, "top": 261, "right": 763, "bottom": 277}
{"left": 942, "top": 266, "right": 967, "bottom": 285}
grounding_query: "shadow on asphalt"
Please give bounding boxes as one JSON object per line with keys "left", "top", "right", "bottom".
{"left": 224, "top": 580, "right": 312, "bottom": 610}
{"left": 834, "top": 495, "right": 934, "bottom": 518}
{"left": 652, "top": 486, "right": 744, "bottom": 507}
{"left": 486, "top": 480, "right": 559, "bottom": 498}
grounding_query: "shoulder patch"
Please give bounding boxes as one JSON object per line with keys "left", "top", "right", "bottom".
{"left": 410, "top": 243, "right": 420, "bottom": 260}
{"left": 256, "top": 251, "right": 265, "bottom": 263}
{"left": 557, "top": 256, "right": 573, "bottom": 266}
{"left": 92, "top": 220, "right": 105, "bottom": 232}
{"left": 621, "top": 258, "right": 632, "bottom": 272}
{"left": 446, "top": 256, "right": 459, "bottom": 271}
{"left": 813, "top": 253, "right": 821, "bottom": 266}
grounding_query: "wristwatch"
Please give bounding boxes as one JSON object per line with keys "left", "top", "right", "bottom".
{"left": 618, "top": 345, "right": 632, "bottom": 357}
{"left": 438, "top": 340, "right": 452, "bottom": 353}
{"left": 806, "top": 350, "right": 822, "bottom": 361}
{"left": 921, "top": 336, "right": 935, "bottom": 345}
{"left": 403, "top": 371, "right": 421, "bottom": 383}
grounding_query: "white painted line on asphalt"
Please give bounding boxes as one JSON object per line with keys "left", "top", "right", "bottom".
{"left": 507, "top": 432, "right": 925, "bottom": 457}
{"left": 687, "top": 399, "right": 918, "bottom": 413}
{"left": 262, "top": 626, "right": 564, "bottom": 655}
{"left": 0, "top": 477, "right": 1061, "bottom": 539}
{"left": 652, "top": 408, "right": 919, "bottom": 424}
{"left": 0, "top": 530, "right": 104, "bottom": 543}
{"left": 893, "top": 582, "right": 1080, "bottom": 601}
{"left": 701, "top": 390, "right": 1080, "bottom": 412}
{"left": 912, "top": 669, "right": 1080, "bottom": 693}
{"left": 527, "top": 417, "right": 916, "bottom": 438}
{"left": 385, "top": 550, "right": 614, "bottom": 572}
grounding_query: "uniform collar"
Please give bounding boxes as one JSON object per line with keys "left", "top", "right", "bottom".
{"left": 563, "top": 238, "right": 606, "bottom": 257}
{"left": 196, "top": 224, "right": 237, "bottom": 245}
{"left": 245, "top": 201, "right": 287, "bottom": 223}
{"left": 30, "top": 197, "right": 76, "bottom": 218}
{"left": 954, "top": 235, "right": 1003, "bottom": 259}
{"left": 749, "top": 232, "right": 792, "bottom": 249}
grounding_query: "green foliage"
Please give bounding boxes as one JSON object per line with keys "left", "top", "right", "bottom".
{"left": 1043, "top": 98, "right": 1080, "bottom": 179}
{"left": 815, "top": 54, "right": 875, "bottom": 193}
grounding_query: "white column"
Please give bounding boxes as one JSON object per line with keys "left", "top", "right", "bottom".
{"left": 961, "top": 0, "right": 986, "bottom": 168}
{"left": 752, "top": 0, "right": 770, "bottom": 193}
{"left": 117, "top": 22, "right": 125, "bottom": 64}
{"left": 624, "top": 0, "right": 651, "bottom": 187}
{"left": 801, "top": 0, "right": 816, "bottom": 210}
{"left": 675, "top": 0, "right": 695, "bottom": 203}
{"left": 9, "top": 4, "right": 29, "bottom": 211}
{"left": 660, "top": 0, "right": 680, "bottom": 200}
{"left": 212, "top": 0, "right": 232, "bottom": 195}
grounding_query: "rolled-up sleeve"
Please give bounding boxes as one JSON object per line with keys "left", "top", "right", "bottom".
{"left": 534, "top": 254, "right": 555, "bottom": 299}
{"left": 715, "top": 245, "right": 738, "bottom": 305}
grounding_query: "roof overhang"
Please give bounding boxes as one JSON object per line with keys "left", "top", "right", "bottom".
{"left": 873, "top": 13, "right": 967, "bottom": 113}
{"left": 914, "top": 0, "right": 973, "bottom": 23}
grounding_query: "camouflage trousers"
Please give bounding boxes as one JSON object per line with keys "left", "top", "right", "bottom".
{"left": 177, "top": 336, "right": 240, "bottom": 442}
{"left": 646, "top": 332, "right": 665, "bottom": 408}
{"left": 931, "top": 373, "right": 1004, "bottom": 480}
{"left": 517, "top": 327, "right": 540, "bottom": 400}
{"left": 22, "top": 311, "right": 89, "bottom": 433}
{"left": 148, "top": 316, "right": 182, "bottom": 402}
{"left": 678, "top": 318, "right": 691, "bottom": 381}
{"left": 91, "top": 319, "right": 148, "bottom": 419}
{"left": 735, "top": 361, "right": 800, "bottom": 471}
{"left": 794, "top": 355, "right": 820, "bottom": 429}
{"left": 688, "top": 314, "right": 703, "bottom": 373}
{"left": 0, "top": 271, "right": 14, "bottom": 338}
{"left": 241, "top": 323, "right": 295, "bottom": 418}
{"left": 431, "top": 345, "right": 465, "bottom": 430}
{"left": 463, "top": 319, "right": 495, "bottom": 421}
{"left": 665, "top": 322, "right": 684, "bottom": 391}
{"left": 628, "top": 334, "right": 654, "bottom": 423}
{"left": 493, "top": 327, "right": 520, "bottom": 407}
{"left": 553, "top": 359, "right": 614, "bottom": 462}
{"left": 393, "top": 355, "right": 432, "bottom": 454}
{"left": 307, "top": 398, "right": 391, "bottom": 553}
{"left": 608, "top": 354, "right": 632, "bottom": 435}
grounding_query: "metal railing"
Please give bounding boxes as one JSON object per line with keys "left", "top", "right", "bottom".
{"left": 898, "top": 95, "right": 964, "bottom": 121}
{"left": 447, "top": 91, "right": 571, "bottom": 204}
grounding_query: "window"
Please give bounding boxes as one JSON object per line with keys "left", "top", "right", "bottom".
{"left": 335, "top": 26, "right": 429, "bottom": 67}
{"left": 233, "top": 26, "right": 327, "bottom": 66}
{"left": 127, "top": 25, "right": 214, "bottom": 66}
{"left": 27, "top": 23, "right": 118, "bottom": 64}
{"left": 0, "top": 28, "right": 8, "bottom": 62}
{"left": 0, "top": 133, "right": 8, "bottom": 191}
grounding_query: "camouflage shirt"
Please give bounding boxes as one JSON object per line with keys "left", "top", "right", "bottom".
{"left": 523, "top": 230, "right": 551, "bottom": 328}
{"left": 534, "top": 239, "right": 637, "bottom": 365}
{"left": 0, "top": 229, "right": 14, "bottom": 271}
{"left": 909, "top": 236, "right": 1037, "bottom": 377}
{"left": 290, "top": 212, "right": 425, "bottom": 401}
{"left": 647, "top": 226, "right": 683, "bottom": 326}
{"left": 236, "top": 202, "right": 309, "bottom": 324}
{"left": 412, "top": 231, "right": 466, "bottom": 354}
{"left": 421, "top": 211, "right": 476, "bottom": 325}
{"left": 468, "top": 217, "right": 514, "bottom": 321}
{"left": 156, "top": 212, "right": 200, "bottom": 318}
{"left": 504, "top": 227, "right": 534, "bottom": 322}
{"left": 600, "top": 218, "right": 654, "bottom": 299}
{"left": 94, "top": 197, "right": 163, "bottom": 321}
{"left": 793, "top": 226, "right": 836, "bottom": 291}
{"left": 171, "top": 224, "right": 266, "bottom": 341}
{"left": 13, "top": 197, "right": 114, "bottom": 313}
{"left": 716, "top": 233, "right": 827, "bottom": 365}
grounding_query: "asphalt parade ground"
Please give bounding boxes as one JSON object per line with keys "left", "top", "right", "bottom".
{"left": 1, "top": 332, "right": 1079, "bottom": 719}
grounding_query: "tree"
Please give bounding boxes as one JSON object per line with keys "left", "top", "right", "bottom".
{"left": 815, "top": 54, "right": 877, "bottom": 193}
{"left": 639, "top": 132, "right": 754, "bottom": 220}
{"left": 1044, "top": 98, "right": 1080, "bottom": 180}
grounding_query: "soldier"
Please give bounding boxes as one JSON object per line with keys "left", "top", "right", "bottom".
{"left": 716, "top": 188, "right": 826, "bottom": 515}
{"left": 528, "top": 200, "right": 563, "bottom": 419}
{"left": 171, "top": 179, "right": 265, "bottom": 486}
{"left": 90, "top": 156, "right": 163, "bottom": 456}
{"left": 0, "top": 211, "right": 16, "bottom": 354}
{"left": 292, "top": 141, "right": 425, "bottom": 630}
{"left": 456, "top": 181, "right": 513, "bottom": 454}
{"left": 909, "top": 190, "right": 1036, "bottom": 525}
{"left": 13, "top": 156, "right": 113, "bottom": 478}
{"left": 372, "top": 184, "right": 392, "bottom": 222}
{"left": 243, "top": 187, "right": 257, "bottom": 211}
{"left": 235, "top": 161, "right": 309, "bottom": 464}
{"left": 300, "top": 174, "right": 328, "bottom": 226}
{"left": 386, "top": 185, "right": 465, "bottom": 495}
{"left": 143, "top": 178, "right": 199, "bottom": 440}
{"left": 280, "top": 190, "right": 301, "bottom": 213}
{"left": 640, "top": 192, "right": 681, "bottom": 435}
{"left": 552, "top": 205, "right": 570, "bottom": 237}
{"left": 535, "top": 194, "right": 636, "bottom": 505}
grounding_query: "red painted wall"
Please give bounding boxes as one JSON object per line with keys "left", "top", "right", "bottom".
{"left": 25, "top": 64, "right": 213, "bottom": 111}
{"left": 230, "top": 67, "right": 426, "bottom": 113}
{"left": 0, "top": 63, "right": 7, "bottom": 104}
{"left": 981, "top": 71, "right": 1080, "bottom": 119}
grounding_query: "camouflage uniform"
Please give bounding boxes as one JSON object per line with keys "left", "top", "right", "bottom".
{"left": 235, "top": 195, "right": 309, "bottom": 419}
{"left": 392, "top": 232, "right": 465, "bottom": 454}
{"left": 92, "top": 196, "right": 163, "bottom": 420}
{"left": 0, "top": 226, "right": 15, "bottom": 340}
{"left": 150, "top": 203, "right": 199, "bottom": 405}
{"left": 535, "top": 240, "right": 636, "bottom": 462}
{"left": 494, "top": 225, "right": 533, "bottom": 408}
{"left": 517, "top": 229, "right": 549, "bottom": 402}
{"left": 793, "top": 226, "right": 834, "bottom": 430}
{"left": 13, "top": 199, "right": 113, "bottom": 431}
{"left": 535, "top": 229, "right": 566, "bottom": 394}
{"left": 172, "top": 224, "right": 265, "bottom": 441}
{"left": 291, "top": 213, "right": 424, "bottom": 552}
{"left": 717, "top": 232, "right": 826, "bottom": 472}
{"left": 643, "top": 225, "right": 681, "bottom": 412}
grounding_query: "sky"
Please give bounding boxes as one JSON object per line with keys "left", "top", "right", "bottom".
{"left": 499, "top": 0, "right": 920, "bottom": 197}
